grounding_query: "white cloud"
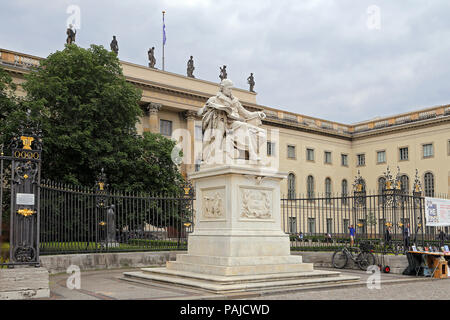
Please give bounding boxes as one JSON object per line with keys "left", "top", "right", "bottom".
{"left": 1, "top": 0, "right": 450, "bottom": 123}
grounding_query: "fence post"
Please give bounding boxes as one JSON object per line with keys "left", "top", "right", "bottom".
{"left": 95, "top": 168, "right": 109, "bottom": 252}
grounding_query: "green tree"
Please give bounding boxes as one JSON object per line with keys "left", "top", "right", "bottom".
{"left": 21, "top": 44, "right": 183, "bottom": 193}
{"left": 0, "top": 65, "right": 20, "bottom": 145}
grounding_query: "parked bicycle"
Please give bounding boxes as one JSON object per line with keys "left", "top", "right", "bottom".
{"left": 332, "top": 241, "right": 376, "bottom": 271}
{"left": 382, "top": 240, "right": 402, "bottom": 256}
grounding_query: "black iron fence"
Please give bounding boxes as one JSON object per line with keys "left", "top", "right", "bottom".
{"left": 39, "top": 180, "right": 195, "bottom": 255}
{"left": 282, "top": 191, "right": 450, "bottom": 253}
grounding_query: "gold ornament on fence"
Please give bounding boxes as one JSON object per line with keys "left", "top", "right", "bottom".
{"left": 17, "top": 209, "right": 35, "bottom": 217}
{"left": 20, "top": 136, "right": 34, "bottom": 150}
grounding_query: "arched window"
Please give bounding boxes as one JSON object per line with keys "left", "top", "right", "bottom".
{"left": 378, "top": 177, "right": 386, "bottom": 205}
{"left": 307, "top": 175, "right": 314, "bottom": 199}
{"left": 360, "top": 179, "right": 366, "bottom": 192}
{"left": 378, "top": 177, "right": 386, "bottom": 193}
{"left": 325, "top": 178, "right": 332, "bottom": 203}
{"left": 400, "top": 175, "right": 409, "bottom": 194}
{"left": 288, "top": 173, "right": 296, "bottom": 199}
{"left": 341, "top": 179, "right": 348, "bottom": 205}
{"left": 424, "top": 172, "right": 434, "bottom": 197}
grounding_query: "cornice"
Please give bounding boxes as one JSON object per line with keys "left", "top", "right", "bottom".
{"left": 351, "top": 115, "right": 450, "bottom": 140}
{"left": 262, "top": 118, "right": 353, "bottom": 141}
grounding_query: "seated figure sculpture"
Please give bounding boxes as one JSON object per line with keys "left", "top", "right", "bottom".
{"left": 198, "top": 79, "right": 266, "bottom": 164}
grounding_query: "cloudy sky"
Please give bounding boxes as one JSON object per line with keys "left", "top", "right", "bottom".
{"left": 2, "top": 0, "right": 450, "bottom": 123}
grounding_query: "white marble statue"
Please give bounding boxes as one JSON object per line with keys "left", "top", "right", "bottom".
{"left": 198, "top": 79, "right": 266, "bottom": 164}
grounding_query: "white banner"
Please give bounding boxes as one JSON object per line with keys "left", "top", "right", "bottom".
{"left": 425, "top": 197, "right": 450, "bottom": 226}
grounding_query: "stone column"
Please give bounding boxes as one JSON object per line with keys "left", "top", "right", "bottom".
{"left": 145, "top": 102, "right": 162, "bottom": 134}
{"left": 183, "top": 110, "right": 198, "bottom": 174}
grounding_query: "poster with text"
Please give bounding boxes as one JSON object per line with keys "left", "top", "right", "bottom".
{"left": 425, "top": 197, "right": 450, "bottom": 226}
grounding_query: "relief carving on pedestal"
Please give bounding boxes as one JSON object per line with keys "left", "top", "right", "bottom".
{"left": 202, "top": 190, "right": 224, "bottom": 219}
{"left": 241, "top": 189, "right": 272, "bottom": 219}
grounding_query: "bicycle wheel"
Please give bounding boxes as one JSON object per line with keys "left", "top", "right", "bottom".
{"left": 357, "top": 252, "right": 376, "bottom": 271}
{"left": 332, "top": 249, "right": 348, "bottom": 269}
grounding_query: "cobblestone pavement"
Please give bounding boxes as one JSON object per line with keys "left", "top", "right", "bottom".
{"left": 250, "top": 269, "right": 450, "bottom": 300}
{"left": 44, "top": 267, "right": 449, "bottom": 300}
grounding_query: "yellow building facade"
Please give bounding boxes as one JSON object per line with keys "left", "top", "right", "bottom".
{"left": 1, "top": 48, "right": 449, "bottom": 201}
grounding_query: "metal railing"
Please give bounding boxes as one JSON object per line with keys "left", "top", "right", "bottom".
{"left": 281, "top": 191, "right": 449, "bottom": 253}
{"left": 39, "top": 180, "right": 194, "bottom": 255}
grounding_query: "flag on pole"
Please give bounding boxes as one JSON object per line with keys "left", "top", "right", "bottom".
{"left": 163, "top": 13, "right": 166, "bottom": 45}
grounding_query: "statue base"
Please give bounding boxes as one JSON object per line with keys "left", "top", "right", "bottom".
{"left": 123, "top": 165, "right": 359, "bottom": 292}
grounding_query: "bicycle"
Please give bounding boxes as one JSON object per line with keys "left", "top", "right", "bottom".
{"left": 332, "top": 242, "right": 376, "bottom": 271}
{"left": 382, "top": 240, "right": 401, "bottom": 256}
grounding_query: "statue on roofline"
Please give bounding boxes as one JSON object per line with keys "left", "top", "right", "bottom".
{"left": 66, "top": 24, "right": 76, "bottom": 45}
{"left": 148, "top": 47, "right": 156, "bottom": 68}
{"left": 187, "top": 56, "right": 195, "bottom": 78}
{"left": 110, "top": 36, "right": 119, "bottom": 55}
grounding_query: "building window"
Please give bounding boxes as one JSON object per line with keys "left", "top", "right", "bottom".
{"left": 289, "top": 217, "right": 297, "bottom": 234}
{"left": 287, "top": 145, "right": 296, "bottom": 159}
{"left": 378, "top": 177, "right": 386, "bottom": 205}
{"left": 379, "top": 218, "right": 386, "bottom": 236}
{"left": 377, "top": 151, "right": 386, "bottom": 164}
{"left": 324, "top": 151, "right": 332, "bottom": 164}
{"left": 325, "top": 178, "right": 332, "bottom": 203}
{"left": 287, "top": 173, "right": 296, "bottom": 199}
{"left": 357, "top": 219, "right": 367, "bottom": 234}
{"left": 307, "top": 175, "right": 314, "bottom": 199}
{"left": 306, "top": 148, "right": 314, "bottom": 161}
{"left": 357, "top": 154, "right": 365, "bottom": 166}
{"left": 341, "top": 154, "right": 348, "bottom": 167}
{"left": 326, "top": 218, "right": 333, "bottom": 234}
{"left": 267, "top": 141, "right": 276, "bottom": 156}
{"left": 400, "top": 175, "right": 409, "bottom": 194}
{"left": 399, "top": 147, "right": 409, "bottom": 161}
{"left": 160, "top": 119, "right": 172, "bottom": 136}
{"left": 343, "top": 219, "right": 349, "bottom": 233}
{"left": 378, "top": 177, "right": 386, "bottom": 193}
{"left": 423, "top": 144, "right": 433, "bottom": 158}
{"left": 400, "top": 218, "right": 410, "bottom": 226}
{"left": 195, "top": 125, "right": 203, "bottom": 141}
{"left": 308, "top": 218, "right": 316, "bottom": 235}
{"left": 361, "top": 179, "right": 367, "bottom": 192}
{"left": 341, "top": 179, "right": 348, "bottom": 205}
{"left": 424, "top": 172, "right": 434, "bottom": 197}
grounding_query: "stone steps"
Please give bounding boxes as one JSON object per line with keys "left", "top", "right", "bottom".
{"left": 123, "top": 268, "right": 360, "bottom": 293}
{"left": 166, "top": 260, "right": 314, "bottom": 276}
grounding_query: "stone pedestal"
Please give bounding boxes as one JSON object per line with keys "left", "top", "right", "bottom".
{"left": 124, "top": 165, "right": 359, "bottom": 292}
{"left": 168, "top": 165, "right": 310, "bottom": 275}
{"left": 0, "top": 267, "right": 50, "bottom": 300}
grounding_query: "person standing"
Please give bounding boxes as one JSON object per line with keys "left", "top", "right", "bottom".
{"left": 403, "top": 223, "right": 411, "bottom": 253}
{"left": 384, "top": 225, "right": 392, "bottom": 243}
{"left": 349, "top": 225, "right": 356, "bottom": 247}
{"left": 438, "top": 229, "right": 446, "bottom": 248}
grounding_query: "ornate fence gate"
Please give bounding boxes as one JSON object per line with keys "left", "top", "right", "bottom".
{"left": 281, "top": 169, "right": 449, "bottom": 253}
{"left": 0, "top": 122, "right": 42, "bottom": 267}
{"left": 1, "top": 119, "right": 195, "bottom": 263}
{"left": 39, "top": 174, "right": 195, "bottom": 255}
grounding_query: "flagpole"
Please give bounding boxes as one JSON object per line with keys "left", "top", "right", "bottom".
{"left": 162, "top": 10, "right": 165, "bottom": 71}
